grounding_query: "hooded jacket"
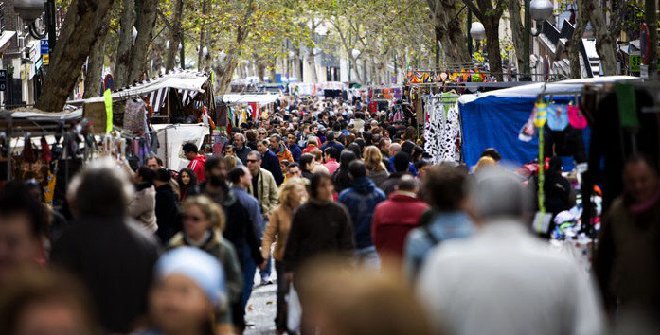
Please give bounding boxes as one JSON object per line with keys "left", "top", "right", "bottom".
{"left": 338, "top": 177, "right": 386, "bottom": 249}
{"left": 187, "top": 154, "right": 207, "bottom": 183}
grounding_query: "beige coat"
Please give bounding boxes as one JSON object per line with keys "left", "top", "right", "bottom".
{"left": 128, "top": 186, "right": 158, "bottom": 233}
{"left": 248, "top": 168, "right": 279, "bottom": 215}
{"left": 261, "top": 204, "right": 294, "bottom": 261}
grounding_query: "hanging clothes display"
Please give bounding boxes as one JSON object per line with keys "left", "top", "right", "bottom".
{"left": 423, "top": 93, "right": 461, "bottom": 164}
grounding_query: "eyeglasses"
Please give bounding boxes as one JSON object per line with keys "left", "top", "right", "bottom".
{"left": 247, "top": 159, "right": 259, "bottom": 163}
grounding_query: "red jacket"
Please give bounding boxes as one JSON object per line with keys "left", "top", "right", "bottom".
{"left": 372, "top": 192, "right": 429, "bottom": 258}
{"left": 187, "top": 154, "right": 206, "bottom": 183}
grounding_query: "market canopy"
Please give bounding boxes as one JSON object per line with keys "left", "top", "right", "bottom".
{"left": 221, "top": 94, "right": 279, "bottom": 104}
{"left": 68, "top": 70, "right": 210, "bottom": 114}
{"left": 457, "top": 76, "right": 640, "bottom": 168}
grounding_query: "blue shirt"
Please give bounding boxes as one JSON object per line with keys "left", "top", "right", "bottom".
{"left": 404, "top": 211, "right": 474, "bottom": 280}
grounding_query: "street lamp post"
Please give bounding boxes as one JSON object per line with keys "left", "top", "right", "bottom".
{"left": 470, "top": 22, "right": 486, "bottom": 54}
{"left": 14, "top": 0, "right": 57, "bottom": 56}
{"left": 522, "top": 0, "right": 553, "bottom": 81}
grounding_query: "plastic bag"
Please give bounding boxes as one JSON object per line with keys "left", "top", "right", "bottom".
{"left": 286, "top": 283, "right": 301, "bottom": 332}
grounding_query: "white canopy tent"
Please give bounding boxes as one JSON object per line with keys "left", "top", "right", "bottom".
{"left": 221, "top": 94, "right": 279, "bottom": 104}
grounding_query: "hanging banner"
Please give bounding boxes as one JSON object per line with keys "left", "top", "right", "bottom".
{"left": 103, "top": 89, "right": 113, "bottom": 133}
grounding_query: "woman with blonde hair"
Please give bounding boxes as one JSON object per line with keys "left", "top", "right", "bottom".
{"left": 223, "top": 155, "right": 241, "bottom": 171}
{"left": 168, "top": 195, "right": 243, "bottom": 331}
{"left": 473, "top": 156, "right": 496, "bottom": 174}
{"left": 261, "top": 178, "right": 308, "bottom": 334}
{"left": 364, "top": 145, "right": 389, "bottom": 189}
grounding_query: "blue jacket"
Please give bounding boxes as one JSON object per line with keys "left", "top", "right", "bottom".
{"left": 338, "top": 177, "right": 386, "bottom": 249}
{"left": 261, "top": 149, "right": 284, "bottom": 185}
{"left": 321, "top": 140, "right": 345, "bottom": 154}
{"left": 403, "top": 211, "right": 474, "bottom": 280}
{"left": 231, "top": 186, "right": 264, "bottom": 233}
{"left": 388, "top": 156, "right": 418, "bottom": 176}
{"left": 288, "top": 143, "right": 302, "bottom": 163}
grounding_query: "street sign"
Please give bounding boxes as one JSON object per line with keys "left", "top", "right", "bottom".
{"left": 41, "top": 40, "right": 49, "bottom": 54}
{"left": 0, "top": 70, "right": 7, "bottom": 92}
{"left": 630, "top": 54, "right": 641, "bottom": 73}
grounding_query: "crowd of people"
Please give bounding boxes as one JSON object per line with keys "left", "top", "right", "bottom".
{"left": 0, "top": 95, "right": 659, "bottom": 335}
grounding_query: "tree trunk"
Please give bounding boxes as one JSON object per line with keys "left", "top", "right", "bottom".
{"left": 484, "top": 17, "right": 504, "bottom": 81}
{"left": 129, "top": 0, "right": 157, "bottom": 82}
{"left": 431, "top": 0, "right": 470, "bottom": 65}
{"left": 36, "top": 0, "right": 116, "bottom": 112}
{"left": 114, "top": 0, "right": 135, "bottom": 88}
{"left": 509, "top": 0, "right": 526, "bottom": 75}
{"left": 568, "top": 0, "right": 588, "bottom": 78}
{"left": 165, "top": 0, "right": 184, "bottom": 71}
{"left": 197, "top": 0, "right": 209, "bottom": 71}
{"left": 84, "top": 32, "right": 108, "bottom": 98}
{"left": 215, "top": 0, "right": 256, "bottom": 94}
{"left": 586, "top": 1, "right": 617, "bottom": 75}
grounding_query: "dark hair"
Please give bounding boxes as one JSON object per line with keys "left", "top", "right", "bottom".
{"left": 177, "top": 168, "right": 198, "bottom": 187}
{"left": 227, "top": 167, "right": 247, "bottom": 185}
{"left": 423, "top": 164, "right": 468, "bottom": 211}
{"left": 348, "top": 160, "right": 367, "bottom": 179}
{"left": 155, "top": 168, "right": 171, "bottom": 183}
{"left": 136, "top": 167, "right": 155, "bottom": 185}
{"left": 354, "top": 138, "right": 366, "bottom": 150}
{"left": 182, "top": 143, "right": 199, "bottom": 153}
{"left": 393, "top": 152, "right": 410, "bottom": 173}
{"left": 310, "top": 171, "right": 332, "bottom": 200}
{"left": 480, "top": 148, "right": 502, "bottom": 162}
{"left": 326, "top": 132, "right": 335, "bottom": 141}
{"left": 76, "top": 166, "right": 132, "bottom": 219}
{"left": 0, "top": 182, "right": 46, "bottom": 238}
{"left": 625, "top": 153, "right": 659, "bottom": 174}
{"left": 204, "top": 155, "right": 224, "bottom": 172}
{"left": 288, "top": 163, "right": 300, "bottom": 170}
{"left": 347, "top": 143, "right": 362, "bottom": 159}
{"left": 324, "top": 147, "right": 340, "bottom": 160}
{"left": 146, "top": 156, "right": 163, "bottom": 167}
{"left": 401, "top": 140, "right": 415, "bottom": 155}
{"left": 299, "top": 153, "right": 315, "bottom": 171}
{"left": 414, "top": 159, "right": 430, "bottom": 171}
{"left": 0, "top": 269, "right": 98, "bottom": 335}
{"left": 339, "top": 150, "right": 358, "bottom": 170}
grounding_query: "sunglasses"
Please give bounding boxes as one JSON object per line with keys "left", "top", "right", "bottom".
{"left": 247, "top": 159, "right": 259, "bottom": 163}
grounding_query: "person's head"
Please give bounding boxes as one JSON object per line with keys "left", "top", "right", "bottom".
{"left": 178, "top": 168, "right": 197, "bottom": 187}
{"left": 363, "top": 146, "right": 386, "bottom": 172}
{"left": 182, "top": 196, "right": 226, "bottom": 241}
{"left": 223, "top": 145, "right": 234, "bottom": 157}
{"left": 257, "top": 128, "right": 268, "bottom": 140}
{"left": 378, "top": 137, "right": 391, "bottom": 153}
{"left": 480, "top": 148, "right": 502, "bottom": 162}
{"left": 623, "top": 154, "right": 659, "bottom": 204}
{"left": 304, "top": 136, "right": 318, "bottom": 150}
{"left": 311, "top": 149, "right": 324, "bottom": 165}
{"left": 392, "top": 152, "right": 410, "bottom": 173}
{"left": 204, "top": 155, "right": 227, "bottom": 187}
{"left": 310, "top": 172, "right": 334, "bottom": 202}
{"left": 278, "top": 178, "right": 308, "bottom": 209}
{"left": 246, "top": 151, "right": 262, "bottom": 175}
{"left": 339, "top": 150, "right": 358, "bottom": 170}
{"left": 287, "top": 133, "right": 297, "bottom": 146}
{"left": 256, "top": 140, "right": 269, "bottom": 154}
{"left": 233, "top": 132, "right": 246, "bottom": 149}
{"left": 0, "top": 269, "right": 97, "bottom": 335}
{"left": 154, "top": 168, "right": 171, "bottom": 187}
{"left": 347, "top": 143, "right": 362, "bottom": 159}
{"left": 398, "top": 175, "right": 420, "bottom": 194}
{"left": 288, "top": 163, "right": 302, "bottom": 178}
{"left": 76, "top": 158, "right": 134, "bottom": 219}
{"left": 401, "top": 140, "right": 415, "bottom": 155}
{"left": 324, "top": 147, "right": 339, "bottom": 162}
{"left": 245, "top": 130, "right": 257, "bottom": 142}
{"left": 133, "top": 166, "right": 155, "bottom": 186}
{"left": 150, "top": 247, "right": 224, "bottom": 335}
{"left": 0, "top": 183, "right": 46, "bottom": 279}
{"left": 348, "top": 160, "right": 367, "bottom": 180}
{"left": 326, "top": 132, "right": 335, "bottom": 142}
{"left": 471, "top": 166, "right": 531, "bottom": 222}
{"left": 473, "top": 156, "right": 496, "bottom": 174}
{"left": 183, "top": 143, "right": 199, "bottom": 161}
{"left": 297, "top": 258, "right": 434, "bottom": 335}
{"left": 146, "top": 156, "right": 162, "bottom": 170}
{"left": 299, "top": 153, "right": 315, "bottom": 172}
{"left": 269, "top": 135, "right": 281, "bottom": 150}
{"left": 415, "top": 160, "right": 431, "bottom": 179}
{"left": 422, "top": 164, "right": 468, "bottom": 212}
{"left": 228, "top": 167, "right": 253, "bottom": 189}
{"left": 388, "top": 143, "right": 402, "bottom": 158}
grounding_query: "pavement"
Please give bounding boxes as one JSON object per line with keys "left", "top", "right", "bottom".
{"left": 244, "top": 274, "right": 279, "bottom": 335}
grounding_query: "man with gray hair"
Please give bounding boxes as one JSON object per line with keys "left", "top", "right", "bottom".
{"left": 418, "top": 166, "right": 602, "bottom": 335}
{"left": 51, "top": 158, "right": 161, "bottom": 334}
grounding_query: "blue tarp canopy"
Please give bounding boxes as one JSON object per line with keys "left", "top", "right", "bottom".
{"left": 457, "top": 76, "right": 637, "bottom": 168}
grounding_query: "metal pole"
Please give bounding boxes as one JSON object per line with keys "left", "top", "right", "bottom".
{"left": 467, "top": 9, "right": 473, "bottom": 58}
{"left": 522, "top": 0, "right": 532, "bottom": 81}
{"left": 46, "top": 0, "right": 56, "bottom": 61}
{"left": 646, "top": 0, "right": 657, "bottom": 79}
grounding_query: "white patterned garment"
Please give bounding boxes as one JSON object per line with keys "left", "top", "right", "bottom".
{"left": 424, "top": 94, "right": 461, "bottom": 164}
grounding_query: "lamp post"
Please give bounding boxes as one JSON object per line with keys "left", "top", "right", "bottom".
{"left": 470, "top": 22, "right": 486, "bottom": 54}
{"left": 522, "top": 0, "right": 553, "bottom": 80}
{"left": 14, "top": 0, "right": 57, "bottom": 61}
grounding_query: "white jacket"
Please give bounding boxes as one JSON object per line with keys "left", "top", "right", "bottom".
{"left": 128, "top": 186, "right": 158, "bottom": 233}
